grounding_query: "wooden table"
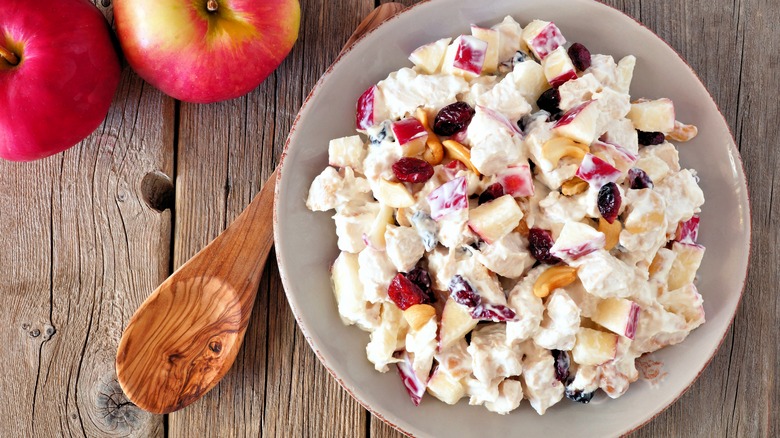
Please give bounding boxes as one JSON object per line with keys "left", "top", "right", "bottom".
{"left": 1, "top": 0, "right": 777, "bottom": 436}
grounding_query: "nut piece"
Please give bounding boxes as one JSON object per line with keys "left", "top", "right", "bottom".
{"left": 533, "top": 265, "right": 578, "bottom": 298}
{"left": 415, "top": 108, "right": 444, "bottom": 165}
{"left": 598, "top": 217, "right": 621, "bottom": 250}
{"left": 442, "top": 139, "right": 481, "bottom": 175}
{"left": 666, "top": 120, "right": 698, "bottom": 142}
{"left": 514, "top": 218, "right": 530, "bottom": 237}
{"left": 403, "top": 304, "right": 436, "bottom": 331}
{"left": 561, "top": 176, "right": 588, "bottom": 196}
{"left": 396, "top": 207, "right": 412, "bottom": 227}
{"left": 542, "top": 136, "right": 589, "bottom": 166}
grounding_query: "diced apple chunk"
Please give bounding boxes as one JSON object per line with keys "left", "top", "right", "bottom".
{"left": 409, "top": 37, "right": 451, "bottom": 74}
{"left": 375, "top": 179, "right": 414, "bottom": 208}
{"left": 468, "top": 194, "right": 523, "bottom": 244}
{"left": 439, "top": 298, "right": 478, "bottom": 351}
{"left": 575, "top": 153, "right": 622, "bottom": 187}
{"left": 553, "top": 100, "right": 601, "bottom": 145}
{"left": 550, "top": 221, "right": 605, "bottom": 261}
{"left": 592, "top": 298, "right": 641, "bottom": 339}
{"left": 521, "top": 20, "right": 566, "bottom": 60}
{"left": 627, "top": 98, "right": 676, "bottom": 133}
{"left": 471, "top": 26, "right": 499, "bottom": 73}
{"left": 427, "top": 176, "right": 468, "bottom": 221}
{"left": 403, "top": 304, "right": 436, "bottom": 331}
{"left": 364, "top": 204, "right": 394, "bottom": 250}
{"left": 496, "top": 164, "right": 534, "bottom": 197}
{"left": 675, "top": 215, "right": 700, "bottom": 244}
{"left": 395, "top": 350, "right": 426, "bottom": 406}
{"left": 332, "top": 252, "right": 379, "bottom": 330}
{"left": 328, "top": 135, "right": 365, "bottom": 169}
{"left": 667, "top": 242, "right": 705, "bottom": 290}
{"left": 356, "top": 85, "right": 384, "bottom": 130}
{"left": 427, "top": 369, "right": 466, "bottom": 405}
{"left": 391, "top": 117, "right": 428, "bottom": 157}
{"left": 572, "top": 328, "right": 619, "bottom": 366}
{"left": 442, "top": 35, "right": 488, "bottom": 78}
{"left": 542, "top": 46, "right": 578, "bottom": 88}
{"left": 659, "top": 284, "right": 705, "bottom": 329}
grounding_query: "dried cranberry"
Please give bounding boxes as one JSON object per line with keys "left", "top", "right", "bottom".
{"left": 388, "top": 273, "right": 431, "bottom": 310}
{"left": 565, "top": 386, "right": 595, "bottom": 404}
{"left": 433, "top": 102, "right": 475, "bottom": 136}
{"left": 392, "top": 157, "right": 434, "bottom": 183}
{"left": 536, "top": 88, "right": 561, "bottom": 116}
{"left": 478, "top": 183, "right": 504, "bottom": 205}
{"left": 448, "top": 275, "right": 480, "bottom": 308}
{"left": 637, "top": 130, "right": 665, "bottom": 146}
{"left": 552, "top": 350, "right": 570, "bottom": 382}
{"left": 528, "top": 228, "right": 561, "bottom": 264}
{"left": 407, "top": 268, "right": 435, "bottom": 302}
{"left": 597, "top": 182, "right": 621, "bottom": 224}
{"left": 567, "top": 43, "right": 591, "bottom": 71}
{"left": 627, "top": 168, "right": 654, "bottom": 189}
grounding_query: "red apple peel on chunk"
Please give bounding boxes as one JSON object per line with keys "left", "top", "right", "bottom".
{"left": 356, "top": 86, "right": 379, "bottom": 130}
{"left": 675, "top": 216, "right": 700, "bottom": 244}
{"left": 427, "top": 176, "right": 468, "bottom": 221}
{"left": 576, "top": 153, "right": 622, "bottom": 187}
{"left": 452, "top": 35, "right": 487, "bottom": 76}
{"left": 395, "top": 350, "right": 426, "bottom": 406}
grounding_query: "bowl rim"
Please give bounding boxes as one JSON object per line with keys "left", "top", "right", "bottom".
{"left": 273, "top": 0, "right": 752, "bottom": 436}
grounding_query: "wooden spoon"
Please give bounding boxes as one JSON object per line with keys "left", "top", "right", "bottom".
{"left": 115, "top": 2, "right": 405, "bottom": 415}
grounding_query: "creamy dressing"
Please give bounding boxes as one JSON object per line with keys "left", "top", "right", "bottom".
{"left": 306, "top": 15, "right": 705, "bottom": 416}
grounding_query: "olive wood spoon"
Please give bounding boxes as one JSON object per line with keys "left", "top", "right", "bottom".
{"left": 115, "top": 2, "right": 405, "bottom": 415}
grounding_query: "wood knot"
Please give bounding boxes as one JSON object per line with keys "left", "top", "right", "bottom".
{"left": 208, "top": 341, "right": 222, "bottom": 354}
{"left": 42, "top": 324, "right": 56, "bottom": 341}
{"left": 140, "top": 171, "right": 174, "bottom": 212}
{"left": 95, "top": 377, "right": 148, "bottom": 432}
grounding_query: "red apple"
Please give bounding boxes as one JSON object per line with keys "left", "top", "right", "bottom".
{"left": 0, "top": 0, "right": 120, "bottom": 161}
{"left": 114, "top": 0, "right": 300, "bottom": 103}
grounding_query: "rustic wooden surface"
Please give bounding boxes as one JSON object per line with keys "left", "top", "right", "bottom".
{"left": 0, "top": 0, "right": 776, "bottom": 436}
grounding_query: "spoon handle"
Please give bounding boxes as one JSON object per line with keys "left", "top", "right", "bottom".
{"left": 177, "top": 169, "right": 276, "bottom": 295}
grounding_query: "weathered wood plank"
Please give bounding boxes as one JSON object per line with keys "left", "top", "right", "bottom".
{"left": 168, "top": 1, "right": 375, "bottom": 436}
{"left": 0, "top": 3, "right": 173, "bottom": 436}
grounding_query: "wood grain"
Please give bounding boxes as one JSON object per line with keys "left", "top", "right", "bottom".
{"left": 0, "top": 0, "right": 777, "bottom": 437}
{"left": 0, "top": 2, "right": 171, "bottom": 436}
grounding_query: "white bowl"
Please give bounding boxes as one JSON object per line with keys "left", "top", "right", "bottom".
{"left": 274, "top": 0, "right": 751, "bottom": 436}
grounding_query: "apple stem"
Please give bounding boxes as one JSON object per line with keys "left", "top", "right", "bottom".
{"left": 206, "top": 0, "right": 218, "bottom": 12}
{"left": 0, "top": 45, "right": 19, "bottom": 66}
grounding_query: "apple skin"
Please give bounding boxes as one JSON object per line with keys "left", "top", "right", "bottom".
{"left": 114, "top": 0, "right": 300, "bottom": 104}
{"left": 0, "top": 0, "right": 120, "bottom": 161}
